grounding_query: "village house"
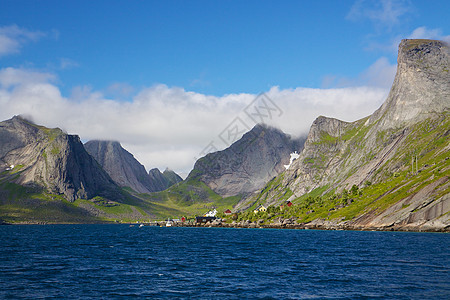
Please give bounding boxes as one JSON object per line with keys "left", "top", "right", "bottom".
{"left": 254, "top": 205, "right": 267, "bottom": 213}
{"left": 280, "top": 201, "right": 293, "bottom": 211}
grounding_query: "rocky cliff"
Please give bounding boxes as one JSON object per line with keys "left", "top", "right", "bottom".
{"left": 85, "top": 140, "right": 182, "bottom": 193}
{"left": 369, "top": 39, "right": 449, "bottom": 129}
{"left": 252, "top": 39, "right": 449, "bottom": 231}
{"left": 85, "top": 140, "right": 152, "bottom": 193}
{"left": 148, "top": 167, "right": 183, "bottom": 192}
{"left": 0, "top": 116, "right": 120, "bottom": 201}
{"left": 188, "top": 124, "right": 305, "bottom": 198}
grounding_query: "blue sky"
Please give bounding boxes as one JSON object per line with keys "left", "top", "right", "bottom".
{"left": 0, "top": 0, "right": 449, "bottom": 174}
{"left": 1, "top": 0, "right": 449, "bottom": 96}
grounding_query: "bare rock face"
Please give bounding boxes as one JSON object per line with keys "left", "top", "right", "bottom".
{"left": 370, "top": 39, "right": 450, "bottom": 129}
{"left": 85, "top": 140, "right": 154, "bottom": 193}
{"left": 0, "top": 116, "right": 120, "bottom": 201}
{"left": 148, "top": 168, "right": 182, "bottom": 192}
{"left": 85, "top": 140, "right": 183, "bottom": 193}
{"left": 265, "top": 39, "right": 450, "bottom": 230}
{"left": 188, "top": 124, "right": 305, "bottom": 198}
{"left": 147, "top": 168, "right": 168, "bottom": 192}
{"left": 282, "top": 39, "right": 450, "bottom": 196}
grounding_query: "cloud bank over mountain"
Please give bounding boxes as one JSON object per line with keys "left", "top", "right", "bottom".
{"left": 0, "top": 66, "right": 388, "bottom": 175}
{"left": 1, "top": 1, "right": 447, "bottom": 176}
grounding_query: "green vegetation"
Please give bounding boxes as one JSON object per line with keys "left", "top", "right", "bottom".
{"left": 51, "top": 146, "right": 60, "bottom": 155}
{"left": 0, "top": 183, "right": 101, "bottom": 224}
{"left": 1, "top": 112, "right": 447, "bottom": 226}
{"left": 136, "top": 178, "right": 241, "bottom": 220}
{"left": 229, "top": 113, "right": 449, "bottom": 226}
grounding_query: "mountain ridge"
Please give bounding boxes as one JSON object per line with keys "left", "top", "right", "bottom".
{"left": 0, "top": 39, "right": 448, "bottom": 230}
{"left": 246, "top": 39, "right": 449, "bottom": 231}
{"left": 188, "top": 123, "right": 306, "bottom": 198}
{"left": 0, "top": 116, "right": 121, "bottom": 202}
{"left": 84, "top": 140, "right": 183, "bottom": 194}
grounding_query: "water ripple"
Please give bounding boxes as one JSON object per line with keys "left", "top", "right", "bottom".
{"left": 0, "top": 225, "right": 448, "bottom": 299}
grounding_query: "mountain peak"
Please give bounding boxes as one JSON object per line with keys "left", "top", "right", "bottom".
{"left": 84, "top": 140, "right": 155, "bottom": 194}
{"left": 0, "top": 119, "right": 119, "bottom": 201}
{"left": 189, "top": 124, "right": 305, "bottom": 198}
{"left": 398, "top": 39, "right": 449, "bottom": 80}
{"left": 370, "top": 39, "right": 449, "bottom": 129}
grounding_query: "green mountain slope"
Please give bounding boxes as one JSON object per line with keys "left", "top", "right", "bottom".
{"left": 246, "top": 112, "right": 449, "bottom": 231}
{"left": 237, "top": 39, "right": 449, "bottom": 231}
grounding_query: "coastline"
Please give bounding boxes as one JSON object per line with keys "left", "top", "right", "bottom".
{"left": 171, "top": 221, "right": 450, "bottom": 233}
{"left": 2, "top": 218, "right": 448, "bottom": 233}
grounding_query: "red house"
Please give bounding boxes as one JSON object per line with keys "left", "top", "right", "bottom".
{"left": 281, "top": 201, "right": 293, "bottom": 210}
{"left": 224, "top": 209, "right": 232, "bottom": 215}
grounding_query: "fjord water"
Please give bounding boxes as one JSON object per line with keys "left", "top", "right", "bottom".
{"left": 1, "top": 225, "right": 448, "bottom": 299}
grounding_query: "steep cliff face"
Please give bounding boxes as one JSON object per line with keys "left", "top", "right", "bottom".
{"left": 369, "top": 39, "right": 449, "bottom": 129}
{"left": 0, "top": 116, "right": 120, "bottom": 201}
{"left": 85, "top": 140, "right": 154, "bottom": 193}
{"left": 282, "top": 39, "right": 449, "bottom": 195}
{"left": 147, "top": 168, "right": 168, "bottom": 192}
{"left": 188, "top": 124, "right": 305, "bottom": 198}
{"left": 254, "top": 39, "right": 449, "bottom": 230}
{"left": 85, "top": 140, "right": 182, "bottom": 193}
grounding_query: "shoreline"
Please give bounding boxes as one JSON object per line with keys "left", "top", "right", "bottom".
{"left": 3, "top": 220, "right": 448, "bottom": 233}
{"left": 171, "top": 222, "right": 450, "bottom": 233}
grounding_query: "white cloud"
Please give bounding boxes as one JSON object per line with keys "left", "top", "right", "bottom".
{"left": 347, "top": 0, "right": 413, "bottom": 30}
{"left": 0, "top": 25, "right": 46, "bottom": 56}
{"left": 322, "top": 57, "right": 396, "bottom": 89}
{"left": 0, "top": 67, "right": 388, "bottom": 175}
{"left": 58, "top": 58, "right": 79, "bottom": 70}
{"left": 408, "top": 26, "right": 450, "bottom": 44}
{"left": 368, "top": 26, "right": 450, "bottom": 53}
{"left": 105, "top": 82, "right": 134, "bottom": 99}
{"left": 0, "top": 67, "right": 56, "bottom": 88}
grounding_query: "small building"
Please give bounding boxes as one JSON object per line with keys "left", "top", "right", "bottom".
{"left": 204, "top": 209, "right": 217, "bottom": 217}
{"left": 281, "top": 201, "right": 293, "bottom": 210}
{"left": 195, "top": 216, "right": 216, "bottom": 224}
{"left": 253, "top": 205, "right": 267, "bottom": 213}
{"left": 224, "top": 209, "right": 232, "bottom": 215}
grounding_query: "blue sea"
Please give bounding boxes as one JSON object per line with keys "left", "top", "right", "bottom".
{"left": 0, "top": 225, "right": 449, "bottom": 299}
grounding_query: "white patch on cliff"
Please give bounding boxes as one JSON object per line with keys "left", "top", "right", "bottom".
{"left": 284, "top": 152, "right": 300, "bottom": 170}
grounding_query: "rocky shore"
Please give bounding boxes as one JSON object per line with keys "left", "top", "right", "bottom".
{"left": 164, "top": 218, "right": 450, "bottom": 233}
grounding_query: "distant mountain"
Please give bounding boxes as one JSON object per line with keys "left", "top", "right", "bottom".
{"left": 1, "top": 39, "right": 447, "bottom": 230}
{"left": 148, "top": 167, "right": 183, "bottom": 192}
{"left": 85, "top": 140, "right": 182, "bottom": 193}
{"left": 0, "top": 116, "right": 120, "bottom": 202}
{"left": 85, "top": 140, "right": 153, "bottom": 193}
{"left": 188, "top": 123, "right": 305, "bottom": 198}
{"left": 252, "top": 39, "right": 449, "bottom": 231}
{"left": 163, "top": 168, "right": 183, "bottom": 187}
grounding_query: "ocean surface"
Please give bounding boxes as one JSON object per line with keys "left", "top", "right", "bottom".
{"left": 0, "top": 225, "right": 449, "bottom": 299}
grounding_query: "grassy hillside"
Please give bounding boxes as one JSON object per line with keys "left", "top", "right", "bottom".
{"left": 238, "top": 113, "right": 449, "bottom": 226}
{"left": 136, "top": 177, "right": 241, "bottom": 219}
{"left": 0, "top": 170, "right": 241, "bottom": 223}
